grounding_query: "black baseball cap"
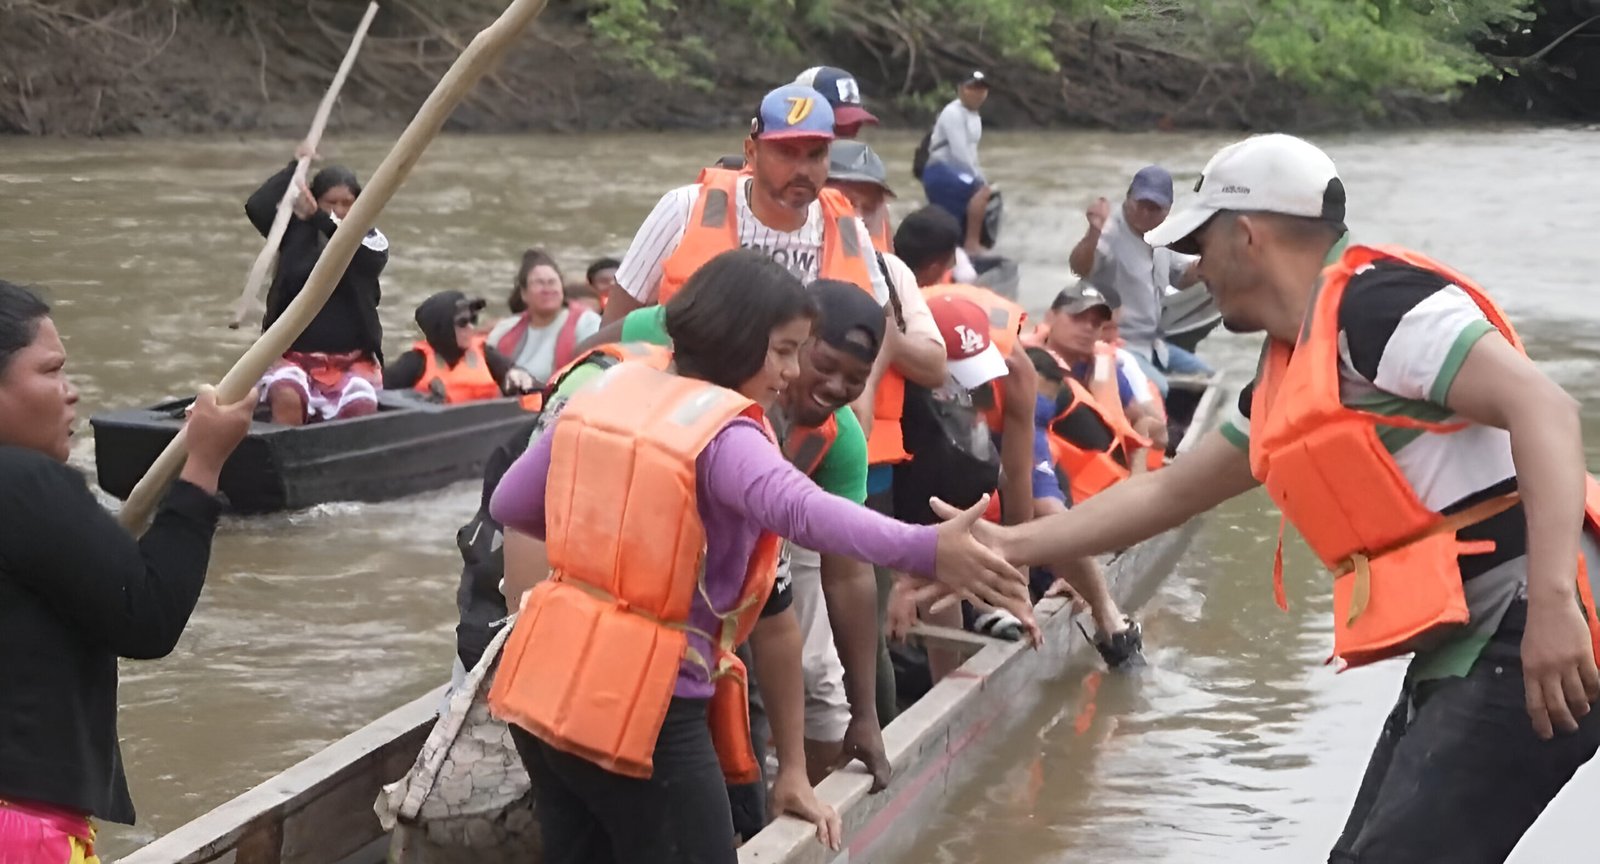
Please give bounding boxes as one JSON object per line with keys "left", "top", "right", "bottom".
{"left": 1051, "top": 281, "right": 1120, "bottom": 315}
{"left": 809, "top": 279, "right": 885, "bottom": 364}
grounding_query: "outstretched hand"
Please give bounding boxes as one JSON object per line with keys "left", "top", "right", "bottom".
{"left": 929, "top": 494, "right": 1034, "bottom": 632}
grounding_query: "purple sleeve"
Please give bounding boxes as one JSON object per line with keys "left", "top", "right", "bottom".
{"left": 488, "top": 426, "right": 555, "bottom": 540}
{"left": 699, "top": 420, "right": 938, "bottom": 578}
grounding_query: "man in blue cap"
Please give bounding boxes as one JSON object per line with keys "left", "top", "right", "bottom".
{"left": 1069, "top": 165, "right": 1213, "bottom": 396}
{"left": 601, "top": 84, "right": 893, "bottom": 327}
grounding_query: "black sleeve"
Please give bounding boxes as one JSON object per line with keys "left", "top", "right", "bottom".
{"left": 0, "top": 450, "right": 222, "bottom": 660}
{"left": 483, "top": 347, "right": 515, "bottom": 390}
{"left": 245, "top": 162, "right": 297, "bottom": 237}
{"left": 759, "top": 555, "right": 794, "bottom": 618}
{"left": 1336, "top": 262, "right": 1456, "bottom": 383}
{"left": 382, "top": 350, "right": 425, "bottom": 390}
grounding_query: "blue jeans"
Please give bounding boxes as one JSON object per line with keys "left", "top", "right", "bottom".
{"left": 1161, "top": 343, "right": 1213, "bottom": 376}
{"left": 1131, "top": 343, "right": 1214, "bottom": 400}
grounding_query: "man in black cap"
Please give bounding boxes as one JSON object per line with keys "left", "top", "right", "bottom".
{"left": 1036, "top": 282, "right": 1167, "bottom": 447}
{"left": 921, "top": 70, "right": 994, "bottom": 255}
{"left": 764, "top": 278, "right": 895, "bottom": 791}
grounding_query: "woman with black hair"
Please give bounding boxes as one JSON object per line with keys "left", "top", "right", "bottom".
{"left": 487, "top": 249, "right": 601, "bottom": 383}
{"left": 244, "top": 142, "right": 389, "bottom": 426}
{"left": 486, "top": 248, "right": 1032, "bottom": 864}
{"left": 0, "top": 280, "right": 255, "bottom": 859}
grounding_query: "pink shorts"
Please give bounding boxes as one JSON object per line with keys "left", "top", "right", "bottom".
{"left": 0, "top": 798, "right": 98, "bottom": 864}
{"left": 260, "top": 350, "right": 380, "bottom": 422}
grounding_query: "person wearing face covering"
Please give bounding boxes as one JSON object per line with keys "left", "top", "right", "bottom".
{"left": 245, "top": 143, "right": 390, "bottom": 427}
{"left": 383, "top": 291, "right": 536, "bottom": 403}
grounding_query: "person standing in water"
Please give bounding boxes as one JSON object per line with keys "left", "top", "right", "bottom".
{"left": 959, "top": 133, "right": 1600, "bottom": 864}
{"left": 0, "top": 279, "right": 255, "bottom": 859}
{"left": 245, "top": 142, "right": 389, "bottom": 426}
{"left": 488, "top": 249, "right": 1030, "bottom": 864}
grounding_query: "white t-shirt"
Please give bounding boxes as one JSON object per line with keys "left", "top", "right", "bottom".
{"left": 877, "top": 251, "right": 945, "bottom": 350}
{"left": 928, "top": 99, "right": 983, "bottom": 176}
{"left": 615, "top": 179, "right": 889, "bottom": 306}
{"left": 485, "top": 306, "right": 601, "bottom": 383}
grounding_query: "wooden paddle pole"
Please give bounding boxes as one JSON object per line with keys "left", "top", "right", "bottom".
{"left": 120, "top": 0, "right": 552, "bottom": 533}
{"left": 228, "top": 0, "right": 380, "bottom": 329}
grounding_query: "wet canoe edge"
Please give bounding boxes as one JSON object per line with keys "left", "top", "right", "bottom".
{"left": 123, "top": 374, "right": 1226, "bottom": 864}
{"left": 89, "top": 392, "right": 534, "bottom": 513}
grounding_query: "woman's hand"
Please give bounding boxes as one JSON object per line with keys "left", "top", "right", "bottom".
{"left": 771, "top": 767, "right": 842, "bottom": 851}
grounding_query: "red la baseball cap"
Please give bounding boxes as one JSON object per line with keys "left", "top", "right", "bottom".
{"left": 929, "top": 295, "right": 1008, "bottom": 389}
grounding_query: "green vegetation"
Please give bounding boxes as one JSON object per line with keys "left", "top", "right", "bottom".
{"left": 585, "top": 0, "right": 1536, "bottom": 114}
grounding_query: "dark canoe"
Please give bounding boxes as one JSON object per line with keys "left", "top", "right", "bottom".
{"left": 90, "top": 392, "right": 536, "bottom": 513}
{"left": 120, "top": 376, "right": 1226, "bottom": 864}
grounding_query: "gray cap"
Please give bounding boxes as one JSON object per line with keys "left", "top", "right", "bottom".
{"left": 827, "top": 140, "right": 895, "bottom": 197}
{"left": 1051, "top": 281, "right": 1120, "bottom": 315}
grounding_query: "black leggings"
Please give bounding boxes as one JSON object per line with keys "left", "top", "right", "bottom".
{"left": 510, "top": 697, "right": 738, "bottom": 864}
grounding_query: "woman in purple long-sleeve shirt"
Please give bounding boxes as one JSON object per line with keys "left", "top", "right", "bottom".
{"left": 489, "top": 249, "right": 1026, "bottom": 864}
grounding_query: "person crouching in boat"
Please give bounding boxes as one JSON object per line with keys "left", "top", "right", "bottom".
{"left": 383, "top": 291, "right": 536, "bottom": 403}
{"left": 0, "top": 280, "right": 255, "bottom": 860}
{"left": 246, "top": 142, "right": 388, "bottom": 427}
{"left": 486, "top": 248, "right": 1031, "bottom": 862}
{"left": 487, "top": 249, "right": 601, "bottom": 385}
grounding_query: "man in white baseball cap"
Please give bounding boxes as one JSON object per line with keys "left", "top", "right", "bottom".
{"left": 952, "top": 132, "right": 1600, "bottom": 863}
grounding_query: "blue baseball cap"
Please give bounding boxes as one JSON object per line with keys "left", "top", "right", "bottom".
{"left": 751, "top": 85, "right": 836, "bottom": 141}
{"left": 1128, "top": 165, "right": 1174, "bottom": 208}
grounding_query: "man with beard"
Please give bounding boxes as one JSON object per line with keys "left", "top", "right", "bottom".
{"left": 961, "top": 133, "right": 1600, "bottom": 864}
{"left": 600, "top": 85, "right": 892, "bottom": 325}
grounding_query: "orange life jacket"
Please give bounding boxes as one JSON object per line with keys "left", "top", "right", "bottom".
{"left": 411, "top": 335, "right": 502, "bottom": 404}
{"left": 1251, "top": 243, "right": 1600, "bottom": 669}
{"left": 1090, "top": 342, "right": 1163, "bottom": 472}
{"left": 488, "top": 363, "right": 781, "bottom": 783}
{"left": 658, "top": 168, "right": 876, "bottom": 305}
{"left": 1045, "top": 377, "right": 1142, "bottom": 505}
{"left": 867, "top": 210, "right": 893, "bottom": 254}
{"left": 494, "top": 303, "right": 588, "bottom": 375}
{"left": 783, "top": 411, "right": 839, "bottom": 476}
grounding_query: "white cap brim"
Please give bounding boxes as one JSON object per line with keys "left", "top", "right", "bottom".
{"left": 1143, "top": 202, "right": 1219, "bottom": 254}
{"left": 948, "top": 343, "right": 1009, "bottom": 389}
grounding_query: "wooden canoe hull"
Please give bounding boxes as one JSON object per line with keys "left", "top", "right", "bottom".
{"left": 90, "top": 393, "right": 534, "bottom": 513}
{"left": 123, "top": 376, "right": 1226, "bottom": 864}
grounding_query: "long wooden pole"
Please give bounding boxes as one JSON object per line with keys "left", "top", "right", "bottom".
{"left": 121, "top": 0, "right": 551, "bottom": 533}
{"left": 228, "top": 0, "right": 381, "bottom": 329}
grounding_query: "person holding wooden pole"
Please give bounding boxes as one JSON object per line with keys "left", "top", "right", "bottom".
{"left": 244, "top": 143, "right": 390, "bottom": 426}
{"left": 0, "top": 279, "right": 255, "bottom": 859}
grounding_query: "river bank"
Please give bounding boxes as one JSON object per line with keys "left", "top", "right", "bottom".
{"left": 3, "top": 0, "right": 1595, "bottom": 138}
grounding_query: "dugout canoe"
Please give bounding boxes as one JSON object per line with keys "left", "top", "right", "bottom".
{"left": 119, "top": 373, "right": 1227, "bottom": 864}
{"left": 90, "top": 391, "right": 536, "bottom": 513}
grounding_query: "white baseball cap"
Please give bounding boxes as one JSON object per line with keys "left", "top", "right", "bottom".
{"left": 1144, "top": 133, "right": 1346, "bottom": 255}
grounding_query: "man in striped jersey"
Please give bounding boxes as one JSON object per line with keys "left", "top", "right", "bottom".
{"left": 601, "top": 85, "right": 893, "bottom": 323}
{"left": 961, "top": 133, "right": 1600, "bottom": 863}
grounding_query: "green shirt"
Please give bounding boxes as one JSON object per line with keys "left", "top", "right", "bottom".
{"left": 617, "top": 306, "right": 867, "bottom": 501}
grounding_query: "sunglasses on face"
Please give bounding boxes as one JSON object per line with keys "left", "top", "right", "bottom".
{"left": 454, "top": 313, "right": 478, "bottom": 328}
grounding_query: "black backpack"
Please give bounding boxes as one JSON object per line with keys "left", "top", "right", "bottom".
{"left": 893, "top": 381, "right": 1002, "bottom": 525}
{"left": 911, "top": 129, "right": 933, "bottom": 181}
